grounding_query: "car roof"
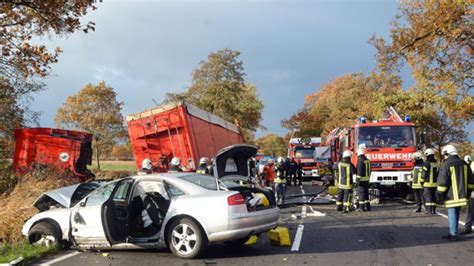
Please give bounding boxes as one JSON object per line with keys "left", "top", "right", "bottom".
{"left": 124, "top": 172, "right": 222, "bottom": 194}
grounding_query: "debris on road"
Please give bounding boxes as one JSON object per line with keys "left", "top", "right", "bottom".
{"left": 245, "top": 235, "right": 258, "bottom": 245}
{"left": 268, "top": 226, "right": 291, "bottom": 246}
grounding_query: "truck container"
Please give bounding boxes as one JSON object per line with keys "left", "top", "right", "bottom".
{"left": 126, "top": 102, "right": 244, "bottom": 172}
{"left": 12, "top": 128, "right": 93, "bottom": 180}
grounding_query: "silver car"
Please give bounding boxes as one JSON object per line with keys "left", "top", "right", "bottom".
{"left": 22, "top": 145, "right": 279, "bottom": 259}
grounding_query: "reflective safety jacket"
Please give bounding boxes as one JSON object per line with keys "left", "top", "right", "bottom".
{"left": 357, "top": 155, "right": 371, "bottom": 182}
{"left": 275, "top": 164, "right": 287, "bottom": 184}
{"left": 422, "top": 157, "right": 438, "bottom": 188}
{"left": 410, "top": 164, "right": 424, "bottom": 189}
{"left": 196, "top": 165, "right": 209, "bottom": 175}
{"left": 437, "top": 155, "right": 474, "bottom": 208}
{"left": 338, "top": 162, "right": 356, "bottom": 189}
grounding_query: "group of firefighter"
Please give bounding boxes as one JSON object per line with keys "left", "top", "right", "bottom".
{"left": 259, "top": 157, "right": 305, "bottom": 205}
{"left": 334, "top": 144, "right": 474, "bottom": 241}
{"left": 138, "top": 144, "right": 474, "bottom": 241}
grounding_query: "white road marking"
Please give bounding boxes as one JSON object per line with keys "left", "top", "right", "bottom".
{"left": 291, "top": 186, "right": 308, "bottom": 252}
{"left": 301, "top": 185, "right": 307, "bottom": 202}
{"left": 291, "top": 224, "right": 305, "bottom": 252}
{"left": 34, "top": 251, "right": 80, "bottom": 266}
{"left": 436, "top": 212, "right": 473, "bottom": 230}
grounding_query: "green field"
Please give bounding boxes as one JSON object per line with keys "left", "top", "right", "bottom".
{"left": 89, "top": 160, "right": 137, "bottom": 171}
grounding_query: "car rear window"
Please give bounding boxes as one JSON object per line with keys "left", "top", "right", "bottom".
{"left": 178, "top": 174, "right": 218, "bottom": 190}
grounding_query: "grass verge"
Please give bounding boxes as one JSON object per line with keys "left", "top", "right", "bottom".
{"left": 0, "top": 241, "right": 57, "bottom": 264}
{"left": 89, "top": 160, "right": 136, "bottom": 171}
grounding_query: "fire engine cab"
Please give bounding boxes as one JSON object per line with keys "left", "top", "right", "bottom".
{"left": 326, "top": 107, "right": 417, "bottom": 189}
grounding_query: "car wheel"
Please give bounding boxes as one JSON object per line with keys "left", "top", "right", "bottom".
{"left": 28, "top": 222, "right": 62, "bottom": 249}
{"left": 167, "top": 218, "right": 207, "bottom": 259}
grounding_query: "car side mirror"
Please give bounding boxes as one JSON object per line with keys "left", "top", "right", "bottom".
{"left": 79, "top": 199, "right": 87, "bottom": 207}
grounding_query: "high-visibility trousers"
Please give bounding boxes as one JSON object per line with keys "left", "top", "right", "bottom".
{"left": 357, "top": 181, "right": 370, "bottom": 209}
{"left": 423, "top": 187, "right": 436, "bottom": 213}
{"left": 336, "top": 188, "right": 352, "bottom": 211}
{"left": 413, "top": 188, "right": 423, "bottom": 207}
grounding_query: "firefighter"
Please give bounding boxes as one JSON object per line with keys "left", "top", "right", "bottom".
{"left": 336, "top": 150, "right": 357, "bottom": 213}
{"left": 196, "top": 157, "right": 209, "bottom": 175}
{"left": 422, "top": 148, "right": 438, "bottom": 214}
{"left": 262, "top": 159, "right": 276, "bottom": 187}
{"left": 462, "top": 155, "right": 474, "bottom": 235}
{"left": 289, "top": 158, "right": 298, "bottom": 186}
{"left": 138, "top": 158, "right": 153, "bottom": 175}
{"left": 356, "top": 148, "right": 371, "bottom": 212}
{"left": 275, "top": 157, "right": 287, "bottom": 205}
{"left": 436, "top": 145, "right": 474, "bottom": 241}
{"left": 168, "top": 157, "right": 182, "bottom": 172}
{"left": 295, "top": 158, "right": 303, "bottom": 186}
{"left": 410, "top": 151, "right": 424, "bottom": 213}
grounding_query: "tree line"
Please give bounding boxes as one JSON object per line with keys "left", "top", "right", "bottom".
{"left": 1, "top": 0, "right": 472, "bottom": 169}
{"left": 280, "top": 0, "right": 473, "bottom": 156}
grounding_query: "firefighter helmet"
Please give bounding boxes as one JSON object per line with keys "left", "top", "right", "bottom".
{"left": 424, "top": 148, "right": 435, "bottom": 156}
{"left": 267, "top": 159, "right": 274, "bottom": 165}
{"left": 356, "top": 148, "right": 365, "bottom": 156}
{"left": 171, "top": 157, "right": 181, "bottom": 166}
{"left": 199, "top": 157, "right": 209, "bottom": 165}
{"left": 413, "top": 151, "right": 422, "bottom": 160}
{"left": 342, "top": 150, "right": 352, "bottom": 158}
{"left": 465, "top": 155, "right": 472, "bottom": 163}
{"left": 142, "top": 158, "right": 152, "bottom": 170}
{"left": 441, "top": 145, "right": 457, "bottom": 156}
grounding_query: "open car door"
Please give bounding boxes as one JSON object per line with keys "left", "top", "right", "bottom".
{"left": 102, "top": 179, "right": 134, "bottom": 245}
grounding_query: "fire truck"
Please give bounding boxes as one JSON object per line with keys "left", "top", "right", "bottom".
{"left": 288, "top": 137, "right": 329, "bottom": 179}
{"left": 325, "top": 107, "right": 417, "bottom": 191}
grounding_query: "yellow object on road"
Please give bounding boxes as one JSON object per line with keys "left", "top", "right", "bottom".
{"left": 245, "top": 235, "right": 258, "bottom": 245}
{"left": 268, "top": 226, "right": 291, "bottom": 246}
{"left": 329, "top": 186, "right": 338, "bottom": 196}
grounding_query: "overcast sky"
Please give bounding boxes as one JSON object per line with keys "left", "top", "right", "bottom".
{"left": 33, "top": 0, "right": 421, "bottom": 138}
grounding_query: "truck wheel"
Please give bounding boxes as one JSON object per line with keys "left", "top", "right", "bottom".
{"left": 167, "top": 218, "right": 207, "bottom": 259}
{"left": 28, "top": 222, "right": 62, "bottom": 249}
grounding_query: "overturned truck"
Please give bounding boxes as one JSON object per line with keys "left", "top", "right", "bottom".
{"left": 126, "top": 102, "right": 244, "bottom": 172}
{"left": 12, "top": 128, "right": 94, "bottom": 180}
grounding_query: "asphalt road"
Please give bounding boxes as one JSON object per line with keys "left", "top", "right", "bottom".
{"left": 33, "top": 183, "right": 474, "bottom": 266}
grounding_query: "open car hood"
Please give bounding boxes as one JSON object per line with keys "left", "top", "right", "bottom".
{"left": 33, "top": 182, "right": 100, "bottom": 212}
{"left": 213, "top": 144, "right": 258, "bottom": 179}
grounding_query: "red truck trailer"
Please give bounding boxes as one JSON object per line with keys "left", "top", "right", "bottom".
{"left": 325, "top": 107, "right": 417, "bottom": 192}
{"left": 12, "top": 128, "right": 93, "bottom": 180}
{"left": 126, "top": 102, "right": 244, "bottom": 172}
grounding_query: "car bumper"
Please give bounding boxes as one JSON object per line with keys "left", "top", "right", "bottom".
{"left": 208, "top": 208, "right": 279, "bottom": 243}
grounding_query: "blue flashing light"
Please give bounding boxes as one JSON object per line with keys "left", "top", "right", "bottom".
{"left": 404, "top": 115, "right": 411, "bottom": 122}
{"left": 360, "top": 116, "right": 366, "bottom": 123}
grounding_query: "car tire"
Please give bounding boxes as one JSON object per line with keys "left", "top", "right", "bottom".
{"left": 28, "top": 221, "right": 62, "bottom": 249}
{"left": 167, "top": 218, "right": 207, "bottom": 259}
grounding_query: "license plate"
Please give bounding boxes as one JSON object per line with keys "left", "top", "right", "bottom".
{"left": 381, "top": 163, "right": 393, "bottom": 167}
{"left": 381, "top": 180, "right": 396, "bottom": 186}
